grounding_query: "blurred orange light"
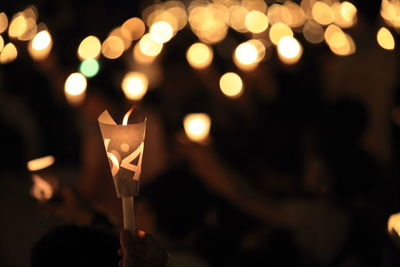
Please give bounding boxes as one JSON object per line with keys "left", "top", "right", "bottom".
{"left": 186, "top": 42, "right": 213, "bottom": 69}
{"left": 242, "top": 0, "right": 267, "bottom": 13}
{"left": 121, "top": 17, "right": 146, "bottom": 41}
{"left": 333, "top": 1, "right": 357, "bottom": 28}
{"left": 78, "top": 35, "right": 101, "bottom": 60}
{"left": 303, "top": 21, "right": 324, "bottom": 44}
{"left": 31, "top": 175, "right": 53, "bottom": 202}
{"left": 277, "top": 36, "right": 303, "bottom": 64}
{"left": 132, "top": 42, "right": 157, "bottom": 65}
{"left": 139, "top": 33, "right": 163, "bottom": 57}
{"left": 64, "top": 73, "right": 87, "bottom": 106}
{"left": 377, "top": 27, "right": 395, "bottom": 50}
{"left": 245, "top": 10, "right": 269, "bottom": 33}
{"left": 183, "top": 113, "right": 212, "bottom": 143}
{"left": 228, "top": 5, "right": 249, "bottom": 33}
{"left": 388, "top": 213, "right": 400, "bottom": 236}
{"left": 101, "top": 36, "right": 124, "bottom": 59}
{"left": 28, "top": 30, "right": 53, "bottom": 60}
{"left": 219, "top": 72, "right": 243, "bottom": 98}
{"left": 8, "top": 13, "right": 27, "bottom": 39}
{"left": 0, "top": 12, "right": 8, "bottom": 33}
{"left": 121, "top": 72, "right": 149, "bottom": 101}
{"left": 312, "top": 1, "right": 335, "bottom": 25}
{"left": 27, "top": 155, "right": 55, "bottom": 171}
{"left": 269, "top": 22, "right": 293, "bottom": 45}
{"left": 0, "top": 35, "right": 3, "bottom": 52}
{"left": 150, "top": 21, "right": 174, "bottom": 43}
{"left": 234, "top": 41, "right": 258, "bottom": 65}
{"left": 0, "top": 43, "right": 17, "bottom": 64}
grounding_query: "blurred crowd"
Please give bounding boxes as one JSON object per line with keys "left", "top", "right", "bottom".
{"left": 1, "top": 0, "right": 400, "bottom": 266}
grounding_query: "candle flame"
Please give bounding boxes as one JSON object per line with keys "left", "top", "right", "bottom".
{"left": 122, "top": 107, "right": 134, "bottom": 126}
{"left": 27, "top": 155, "right": 55, "bottom": 171}
{"left": 31, "top": 174, "right": 53, "bottom": 202}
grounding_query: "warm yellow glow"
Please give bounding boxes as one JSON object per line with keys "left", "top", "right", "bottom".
{"left": 284, "top": 1, "right": 306, "bottom": 28}
{"left": 312, "top": 1, "right": 335, "bottom": 25}
{"left": 150, "top": 21, "right": 174, "bottom": 43}
{"left": 188, "top": 4, "right": 228, "bottom": 44}
{"left": 27, "top": 155, "right": 55, "bottom": 171}
{"left": 109, "top": 27, "right": 131, "bottom": 51}
{"left": 121, "top": 17, "right": 146, "bottom": 41}
{"left": 234, "top": 41, "right": 258, "bottom": 65}
{"left": 102, "top": 36, "right": 124, "bottom": 59}
{"left": 269, "top": 22, "right": 293, "bottom": 46}
{"left": 132, "top": 42, "right": 157, "bottom": 65}
{"left": 8, "top": 13, "right": 27, "bottom": 38}
{"left": 326, "top": 27, "right": 356, "bottom": 56}
{"left": 186, "top": 42, "right": 213, "bottom": 69}
{"left": 277, "top": 36, "right": 303, "bottom": 64}
{"left": 0, "top": 35, "right": 3, "bottom": 52}
{"left": 31, "top": 30, "right": 51, "bottom": 50}
{"left": 219, "top": 72, "right": 243, "bottom": 98}
{"left": 244, "top": 10, "right": 269, "bottom": 33}
{"left": 242, "top": 0, "right": 267, "bottom": 13}
{"left": 78, "top": 35, "right": 101, "bottom": 60}
{"left": 377, "top": 27, "right": 395, "bottom": 50}
{"left": 123, "top": 107, "right": 134, "bottom": 126}
{"left": 28, "top": 31, "right": 53, "bottom": 61}
{"left": 64, "top": 73, "right": 87, "bottom": 106}
{"left": 303, "top": 21, "right": 324, "bottom": 44}
{"left": 333, "top": 1, "right": 357, "bottom": 28}
{"left": 267, "top": 4, "right": 284, "bottom": 25}
{"left": 0, "top": 12, "right": 8, "bottom": 33}
{"left": 183, "top": 113, "right": 212, "bottom": 143}
{"left": 139, "top": 33, "right": 163, "bottom": 57}
{"left": 31, "top": 175, "right": 53, "bottom": 202}
{"left": 228, "top": 5, "right": 249, "bottom": 33}
{"left": 121, "top": 72, "right": 149, "bottom": 101}
{"left": 0, "top": 43, "right": 17, "bottom": 64}
{"left": 388, "top": 213, "right": 400, "bottom": 236}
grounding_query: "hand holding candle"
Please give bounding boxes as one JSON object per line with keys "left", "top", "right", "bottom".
{"left": 98, "top": 108, "right": 146, "bottom": 233}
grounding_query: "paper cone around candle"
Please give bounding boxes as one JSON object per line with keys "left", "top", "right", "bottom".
{"left": 98, "top": 110, "right": 146, "bottom": 198}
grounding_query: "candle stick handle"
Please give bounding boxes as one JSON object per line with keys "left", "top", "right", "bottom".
{"left": 122, "top": 196, "right": 135, "bottom": 233}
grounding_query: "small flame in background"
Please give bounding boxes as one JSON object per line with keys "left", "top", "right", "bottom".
{"left": 122, "top": 107, "right": 134, "bottom": 126}
{"left": 31, "top": 174, "right": 53, "bottom": 202}
{"left": 388, "top": 213, "right": 400, "bottom": 236}
{"left": 27, "top": 155, "right": 55, "bottom": 171}
{"left": 183, "top": 113, "right": 211, "bottom": 143}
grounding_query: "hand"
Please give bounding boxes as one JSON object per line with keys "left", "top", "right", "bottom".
{"left": 119, "top": 229, "right": 169, "bottom": 267}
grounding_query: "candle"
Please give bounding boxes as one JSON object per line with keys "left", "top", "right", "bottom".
{"left": 98, "top": 108, "right": 146, "bottom": 233}
{"left": 27, "top": 155, "right": 58, "bottom": 202}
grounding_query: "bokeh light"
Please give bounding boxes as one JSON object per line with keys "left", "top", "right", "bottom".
{"left": 234, "top": 41, "right": 258, "bottom": 65}
{"left": 186, "top": 42, "right": 213, "bottom": 69}
{"left": 303, "top": 21, "right": 324, "bottom": 44}
{"left": 0, "top": 43, "right": 17, "bottom": 64}
{"left": 377, "top": 27, "right": 395, "bottom": 50}
{"left": 183, "top": 113, "right": 212, "bottom": 143}
{"left": 101, "top": 36, "right": 124, "bottom": 59}
{"left": 312, "top": 1, "right": 334, "bottom": 25}
{"left": 269, "top": 22, "right": 293, "bottom": 46}
{"left": 333, "top": 1, "right": 357, "bottom": 28}
{"left": 64, "top": 72, "right": 87, "bottom": 106}
{"left": 121, "top": 17, "right": 146, "bottom": 41}
{"left": 388, "top": 213, "right": 400, "bottom": 236}
{"left": 277, "top": 36, "right": 303, "bottom": 64}
{"left": 78, "top": 35, "right": 101, "bottom": 60}
{"left": 150, "top": 21, "right": 174, "bottom": 43}
{"left": 79, "top": 59, "right": 100, "bottom": 78}
{"left": 244, "top": 10, "right": 269, "bottom": 34}
{"left": 121, "top": 72, "right": 149, "bottom": 101}
{"left": 0, "top": 35, "right": 4, "bottom": 52}
{"left": 8, "top": 13, "right": 27, "bottom": 39}
{"left": 27, "top": 155, "right": 55, "bottom": 171}
{"left": 219, "top": 72, "right": 243, "bottom": 98}
{"left": 0, "top": 12, "right": 8, "bottom": 33}
{"left": 31, "top": 175, "right": 53, "bottom": 202}
{"left": 132, "top": 42, "right": 157, "bottom": 65}
{"left": 28, "top": 30, "right": 53, "bottom": 60}
{"left": 139, "top": 33, "right": 163, "bottom": 57}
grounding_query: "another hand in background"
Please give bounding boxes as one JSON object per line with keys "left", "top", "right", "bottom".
{"left": 119, "top": 229, "right": 169, "bottom": 267}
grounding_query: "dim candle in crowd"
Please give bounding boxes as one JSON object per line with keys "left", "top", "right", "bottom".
{"left": 98, "top": 108, "right": 146, "bottom": 233}
{"left": 27, "top": 155, "right": 58, "bottom": 202}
